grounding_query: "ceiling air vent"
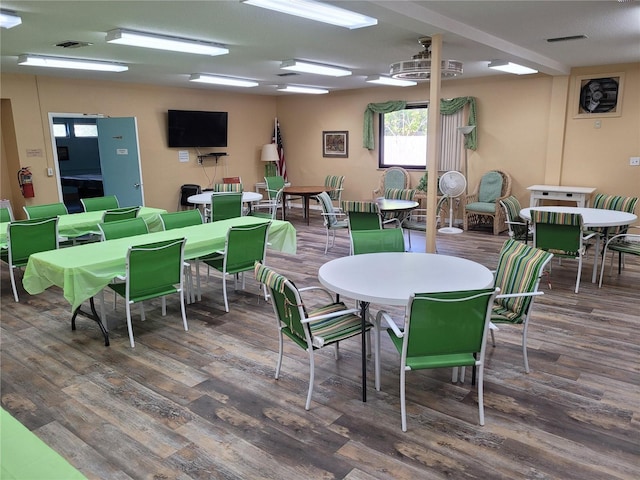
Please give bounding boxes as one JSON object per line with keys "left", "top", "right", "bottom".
{"left": 55, "top": 40, "right": 93, "bottom": 49}
{"left": 276, "top": 72, "right": 300, "bottom": 77}
{"left": 546, "top": 35, "right": 587, "bottom": 43}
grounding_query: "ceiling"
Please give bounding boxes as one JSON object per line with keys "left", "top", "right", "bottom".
{"left": 1, "top": 1, "right": 639, "bottom": 95}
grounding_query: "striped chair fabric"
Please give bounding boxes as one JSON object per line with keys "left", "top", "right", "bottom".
{"left": 598, "top": 233, "right": 640, "bottom": 287}
{"left": 254, "top": 261, "right": 375, "bottom": 410}
{"left": 213, "top": 183, "right": 243, "bottom": 192}
{"left": 490, "top": 238, "right": 554, "bottom": 372}
{"left": 341, "top": 201, "right": 379, "bottom": 214}
{"left": 324, "top": 175, "right": 345, "bottom": 202}
{"left": 315, "top": 192, "right": 348, "bottom": 254}
{"left": 384, "top": 188, "right": 417, "bottom": 200}
{"left": 341, "top": 201, "right": 382, "bottom": 232}
{"left": 500, "top": 195, "right": 531, "bottom": 243}
{"left": 591, "top": 194, "right": 638, "bottom": 237}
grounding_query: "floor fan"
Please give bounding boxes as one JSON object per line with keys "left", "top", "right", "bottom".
{"left": 438, "top": 171, "right": 467, "bottom": 234}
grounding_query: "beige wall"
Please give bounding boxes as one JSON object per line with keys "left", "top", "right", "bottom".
{"left": 1, "top": 62, "right": 638, "bottom": 217}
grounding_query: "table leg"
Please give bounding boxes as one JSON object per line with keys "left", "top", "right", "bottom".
{"left": 304, "top": 195, "right": 310, "bottom": 225}
{"left": 282, "top": 193, "right": 287, "bottom": 221}
{"left": 359, "top": 300, "right": 370, "bottom": 402}
{"left": 71, "top": 297, "right": 110, "bottom": 346}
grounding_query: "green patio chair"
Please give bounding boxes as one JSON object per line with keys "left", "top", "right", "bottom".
{"left": 160, "top": 209, "right": 203, "bottom": 230}
{"left": 213, "top": 183, "right": 243, "bottom": 192}
{"left": 531, "top": 210, "right": 595, "bottom": 293}
{"left": 376, "top": 287, "right": 498, "bottom": 431}
{"left": 251, "top": 188, "right": 283, "bottom": 220}
{"left": 23, "top": 202, "right": 67, "bottom": 219}
{"left": 351, "top": 228, "right": 405, "bottom": 255}
{"left": 98, "top": 217, "right": 148, "bottom": 240}
{"left": 107, "top": 237, "right": 188, "bottom": 348}
{"left": 253, "top": 175, "right": 285, "bottom": 219}
{"left": 500, "top": 195, "right": 532, "bottom": 244}
{"left": 254, "top": 262, "right": 378, "bottom": 410}
{"left": 201, "top": 222, "right": 270, "bottom": 312}
{"left": 80, "top": 195, "right": 119, "bottom": 212}
{"left": 1, "top": 217, "right": 59, "bottom": 302}
{"left": 341, "top": 200, "right": 382, "bottom": 231}
{"left": 0, "top": 200, "right": 15, "bottom": 222}
{"left": 598, "top": 230, "right": 640, "bottom": 287}
{"left": 314, "top": 191, "right": 348, "bottom": 254}
{"left": 102, "top": 206, "right": 140, "bottom": 223}
{"left": 324, "top": 175, "right": 345, "bottom": 206}
{"left": 490, "top": 238, "right": 554, "bottom": 373}
{"left": 210, "top": 192, "right": 243, "bottom": 222}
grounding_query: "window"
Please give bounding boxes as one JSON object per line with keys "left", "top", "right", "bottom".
{"left": 73, "top": 123, "right": 98, "bottom": 137}
{"left": 53, "top": 123, "right": 68, "bottom": 138}
{"left": 379, "top": 104, "right": 428, "bottom": 169}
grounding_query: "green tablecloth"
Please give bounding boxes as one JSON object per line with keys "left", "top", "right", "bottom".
{"left": 23, "top": 216, "right": 296, "bottom": 311}
{"left": 0, "top": 207, "right": 166, "bottom": 246}
{"left": 0, "top": 408, "right": 87, "bottom": 479}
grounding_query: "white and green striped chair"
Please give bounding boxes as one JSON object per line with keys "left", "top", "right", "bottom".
{"left": 254, "top": 262, "right": 378, "bottom": 410}
{"left": 590, "top": 194, "right": 638, "bottom": 241}
{"left": 314, "top": 191, "right": 348, "bottom": 254}
{"left": 500, "top": 195, "right": 532, "bottom": 244}
{"left": 598, "top": 229, "right": 640, "bottom": 288}
{"left": 491, "top": 238, "right": 554, "bottom": 373}
{"left": 324, "top": 175, "right": 345, "bottom": 207}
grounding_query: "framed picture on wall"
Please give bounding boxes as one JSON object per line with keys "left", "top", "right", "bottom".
{"left": 573, "top": 73, "right": 624, "bottom": 118}
{"left": 323, "top": 131, "right": 348, "bottom": 158}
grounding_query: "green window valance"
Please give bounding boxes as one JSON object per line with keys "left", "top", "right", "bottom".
{"left": 363, "top": 96, "right": 477, "bottom": 150}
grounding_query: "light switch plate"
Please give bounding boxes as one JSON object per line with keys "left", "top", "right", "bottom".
{"left": 630, "top": 157, "right": 640, "bottom": 166}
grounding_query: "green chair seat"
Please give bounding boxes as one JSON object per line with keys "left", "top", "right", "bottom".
{"left": 465, "top": 201, "right": 496, "bottom": 213}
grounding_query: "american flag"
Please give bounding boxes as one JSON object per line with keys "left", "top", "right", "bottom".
{"left": 273, "top": 119, "right": 287, "bottom": 180}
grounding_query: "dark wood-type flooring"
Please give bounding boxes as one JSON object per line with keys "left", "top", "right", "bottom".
{"left": 2, "top": 207, "right": 638, "bottom": 479}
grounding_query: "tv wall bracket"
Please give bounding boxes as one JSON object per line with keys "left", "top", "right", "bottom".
{"left": 197, "top": 152, "right": 227, "bottom": 164}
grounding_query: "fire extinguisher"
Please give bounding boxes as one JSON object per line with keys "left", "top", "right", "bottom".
{"left": 18, "top": 167, "right": 35, "bottom": 198}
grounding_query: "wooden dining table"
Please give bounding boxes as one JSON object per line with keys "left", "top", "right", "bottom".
{"left": 282, "top": 186, "right": 334, "bottom": 225}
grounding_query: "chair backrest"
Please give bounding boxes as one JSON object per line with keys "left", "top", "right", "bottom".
{"left": 531, "top": 210, "right": 584, "bottom": 257}
{"left": 403, "top": 288, "right": 498, "bottom": 361}
{"left": 384, "top": 188, "right": 417, "bottom": 200}
{"left": 500, "top": 195, "right": 528, "bottom": 240}
{"left": 223, "top": 222, "right": 270, "bottom": 274}
{"left": 160, "top": 209, "right": 203, "bottom": 230}
{"left": 98, "top": 217, "right": 149, "bottom": 240}
{"left": 252, "top": 189, "right": 283, "bottom": 220}
{"left": 125, "top": 238, "right": 186, "bottom": 302}
{"left": 493, "top": 238, "right": 553, "bottom": 319}
{"left": 7, "top": 217, "right": 59, "bottom": 265}
{"left": 102, "top": 206, "right": 140, "bottom": 223}
{"left": 213, "top": 183, "right": 243, "bottom": 192}
{"left": 254, "top": 262, "right": 310, "bottom": 346}
{"left": 380, "top": 167, "right": 410, "bottom": 193}
{"left": 179, "top": 184, "right": 201, "bottom": 208}
{"left": 351, "top": 228, "right": 405, "bottom": 255}
{"left": 592, "top": 194, "right": 638, "bottom": 236}
{"left": 315, "top": 191, "right": 340, "bottom": 227}
{"left": 324, "top": 175, "right": 345, "bottom": 202}
{"left": 341, "top": 201, "right": 382, "bottom": 231}
{"left": 223, "top": 176, "right": 242, "bottom": 184}
{"left": 23, "top": 202, "right": 68, "bottom": 219}
{"left": 80, "top": 195, "right": 119, "bottom": 212}
{"left": 211, "top": 192, "right": 243, "bottom": 222}
{"left": 477, "top": 171, "right": 504, "bottom": 203}
{"left": 0, "top": 200, "right": 15, "bottom": 222}
{"left": 264, "top": 176, "right": 285, "bottom": 201}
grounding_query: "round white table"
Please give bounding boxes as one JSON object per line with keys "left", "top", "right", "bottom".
{"left": 520, "top": 206, "right": 637, "bottom": 283}
{"left": 188, "top": 191, "right": 263, "bottom": 205}
{"left": 318, "top": 252, "right": 494, "bottom": 401}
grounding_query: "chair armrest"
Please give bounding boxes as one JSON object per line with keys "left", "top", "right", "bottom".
{"left": 298, "top": 285, "right": 337, "bottom": 303}
{"left": 495, "top": 291, "right": 543, "bottom": 300}
{"left": 383, "top": 218, "right": 401, "bottom": 228}
{"left": 376, "top": 310, "right": 403, "bottom": 338}
{"left": 301, "top": 307, "right": 360, "bottom": 324}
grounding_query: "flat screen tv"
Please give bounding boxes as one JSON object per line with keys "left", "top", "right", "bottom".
{"left": 167, "top": 110, "right": 228, "bottom": 148}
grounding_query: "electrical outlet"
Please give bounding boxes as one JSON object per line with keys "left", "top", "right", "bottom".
{"left": 630, "top": 157, "right": 640, "bottom": 166}
{"left": 46, "top": 167, "right": 54, "bottom": 176}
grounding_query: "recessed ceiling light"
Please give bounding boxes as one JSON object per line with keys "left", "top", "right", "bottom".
{"left": 280, "top": 59, "right": 351, "bottom": 77}
{"left": 0, "top": 10, "right": 22, "bottom": 29}
{"left": 241, "top": 0, "right": 377, "bottom": 29}
{"left": 106, "top": 29, "right": 228, "bottom": 56}
{"left": 365, "top": 75, "right": 417, "bottom": 87}
{"left": 18, "top": 54, "right": 128, "bottom": 72}
{"left": 190, "top": 73, "right": 258, "bottom": 88}
{"left": 488, "top": 60, "right": 538, "bottom": 75}
{"left": 276, "top": 85, "right": 329, "bottom": 94}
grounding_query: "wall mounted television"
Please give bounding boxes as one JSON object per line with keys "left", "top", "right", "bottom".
{"left": 167, "top": 110, "right": 228, "bottom": 148}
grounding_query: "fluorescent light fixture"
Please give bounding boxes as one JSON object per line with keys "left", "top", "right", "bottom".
{"left": 365, "top": 75, "right": 417, "bottom": 87}
{"left": 18, "top": 54, "right": 128, "bottom": 72}
{"left": 276, "top": 85, "right": 329, "bottom": 94}
{"left": 280, "top": 59, "right": 351, "bottom": 77}
{"left": 106, "top": 29, "right": 228, "bottom": 56}
{"left": 488, "top": 60, "right": 538, "bottom": 75}
{"left": 190, "top": 73, "right": 258, "bottom": 88}
{"left": 241, "top": 0, "right": 377, "bottom": 29}
{"left": 1, "top": 9, "right": 22, "bottom": 28}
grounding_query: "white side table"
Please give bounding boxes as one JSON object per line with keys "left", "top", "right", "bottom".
{"left": 527, "top": 185, "right": 596, "bottom": 208}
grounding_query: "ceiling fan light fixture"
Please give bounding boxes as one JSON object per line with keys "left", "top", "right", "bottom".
{"left": 189, "top": 73, "right": 258, "bottom": 88}
{"left": 241, "top": 0, "right": 377, "bottom": 29}
{"left": 276, "top": 85, "right": 329, "bottom": 94}
{"left": 106, "top": 29, "right": 229, "bottom": 56}
{"left": 488, "top": 60, "right": 538, "bottom": 75}
{"left": 365, "top": 75, "right": 417, "bottom": 87}
{"left": 390, "top": 37, "right": 463, "bottom": 80}
{"left": 0, "top": 9, "right": 22, "bottom": 28}
{"left": 280, "top": 59, "right": 351, "bottom": 77}
{"left": 18, "top": 54, "right": 128, "bottom": 72}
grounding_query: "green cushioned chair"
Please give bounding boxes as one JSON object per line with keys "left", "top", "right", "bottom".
{"left": 350, "top": 228, "right": 405, "bottom": 255}
{"left": 210, "top": 192, "right": 243, "bottom": 222}
{"left": 598, "top": 230, "right": 640, "bottom": 287}
{"left": 531, "top": 210, "right": 595, "bottom": 294}
{"left": 500, "top": 195, "right": 532, "bottom": 244}
{"left": 314, "top": 191, "right": 348, "bottom": 254}
{"left": 590, "top": 194, "right": 638, "bottom": 240}
{"left": 102, "top": 206, "right": 140, "bottom": 223}
{"left": 1, "top": 217, "right": 59, "bottom": 302}
{"left": 324, "top": 175, "right": 345, "bottom": 206}
{"left": 372, "top": 166, "right": 410, "bottom": 198}
{"left": 201, "top": 222, "right": 270, "bottom": 312}
{"left": 255, "top": 262, "right": 378, "bottom": 411}
{"left": 108, "top": 237, "right": 188, "bottom": 348}
{"left": 213, "top": 183, "right": 243, "bottom": 192}
{"left": 160, "top": 209, "right": 203, "bottom": 230}
{"left": 80, "top": 195, "right": 119, "bottom": 212}
{"left": 376, "top": 287, "right": 498, "bottom": 431}
{"left": 463, "top": 170, "right": 511, "bottom": 235}
{"left": 23, "top": 202, "right": 68, "bottom": 219}
{"left": 490, "top": 239, "right": 554, "bottom": 373}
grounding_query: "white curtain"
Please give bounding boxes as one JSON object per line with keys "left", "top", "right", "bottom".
{"left": 438, "top": 109, "right": 465, "bottom": 172}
